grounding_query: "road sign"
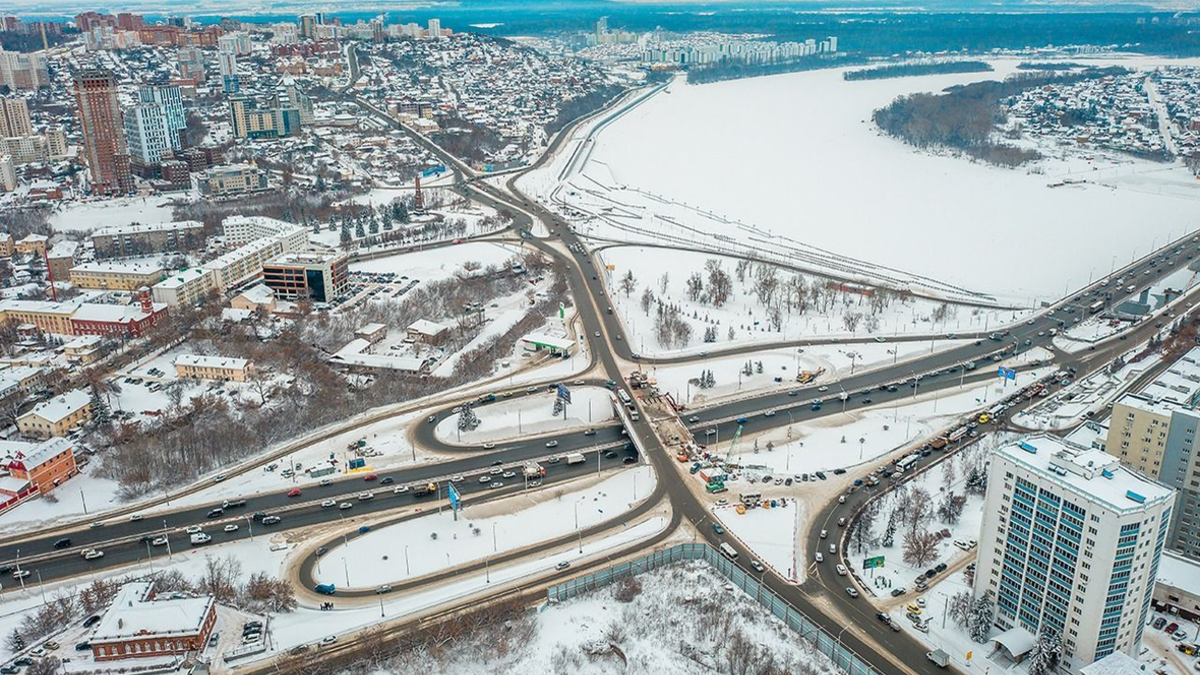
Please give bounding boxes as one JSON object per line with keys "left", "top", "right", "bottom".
{"left": 448, "top": 482, "right": 461, "bottom": 512}
{"left": 604, "top": 264, "right": 616, "bottom": 271}
{"left": 557, "top": 383, "right": 572, "bottom": 404}
{"left": 997, "top": 366, "right": 1016, "bottom": 380}
{"left": 863, "top": 556, "right": 885, "bottom": 570}
{"left": 966, "top": 651, "right": 973, "bottom": 661}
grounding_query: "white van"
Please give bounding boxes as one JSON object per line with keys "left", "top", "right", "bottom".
{"left": 719, "top": 542, "right": 738, "bottom": 560}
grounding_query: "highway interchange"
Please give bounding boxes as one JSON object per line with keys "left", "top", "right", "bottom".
{"left": 4, "top": 82, "right": 1199, "bottom": 674}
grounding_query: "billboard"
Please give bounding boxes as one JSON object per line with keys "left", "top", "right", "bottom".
{"left": 997, "top": 366, "right": 1016, "bottom": 380}
{"left": 448, "top": 482, "right": 461, "bottom": 511}
{"left": 862, "top": 556, "right": 885, "bottom": 570}
{"left": 557, "top": 383, "right": 572, "bottom": 404}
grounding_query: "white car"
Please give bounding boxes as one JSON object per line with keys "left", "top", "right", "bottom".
{"left": 845, "top": 587, "right": 859, "bottom": 599}
{"left": 836, "top": 564, "right": 847, "bottom": 576}
{"left": 358, "top": 492, "right": 374, "bottom": 501}
{"left": 479, "top": 475, "right": 492, "bottom": 484}
{"left": 12, "top": 570, "right": 30, "bottom": 580}
{"left": 819, "top": 529, "right": 828, "bottom": 539}
{"left": 321, "top": 499, "right": 336, "bottom": 508}
{"left": 545, "top": 440, "right": 559, "bottom": 448}
{"left": 818, "top": 386, "right": 829, "bottom": 392}
{"left": 152, "top": 536, "right": 168, "bottom": 547}
{"left": 338, "top": 502, "right": 353, "bottom": 510}
{"left": 185, "top": 525, "right": 202, "bottom": 534}
{"left": 81, "top": 549, "right": 104, "bottom": 561}
{"left": 393, "top": 485, "right": 409, "bottom": 494}
{"left": 829, "top": 543, "right": 836, "bottom": 554}
{"left": 129, "top": 514, "right": 143, "bottom": 522}
{"left": 320, "top": 635, "right": 337, "bottom": 646}
{"left": 224, "top": 524, "right": 239, "bottom": 533}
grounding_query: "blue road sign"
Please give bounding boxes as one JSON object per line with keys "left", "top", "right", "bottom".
{"left": 998, "top": 366, "right": 1016, "bottom": 380}
{"left": 448, "top": 482, "right": 461, "bottom": 511}
{"left": 557, "top": 383, "right": 572, "bottom": 404}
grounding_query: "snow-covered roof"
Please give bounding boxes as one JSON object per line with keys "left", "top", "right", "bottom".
{"left": 0, "top": 476, "right": 29, "bottom": 494}
{"left": 235, "top": 284, "right": 275, "bottom": 305}
{"left": 175, "top": 354, "right": 251, "bottom": 371}
{"left": 64, "top": 335, "right": 103, "bottom": 350}
{"left": 1079, "top": 651, "right": 1145, "bottom": 675}
{"left": 996, "top": 435, "right": 1174, "bottom": 513}
{"left": 47, "top": 241, "right": 79, "bottom": 259}
{"left": 0, "top": 437, "right": 72, "bottom": 472}
{"left": 1156, "top": 551, "right": 1200, "bottom": 593}
{"left": 990, "top": 626, "right": 1036, "bottom": 659}
{"left": 155, "top": 268, "right": 212, "bottom": 289}
{"left": 357, "top": 322, "right": 386, "bottom": 335}
{"left": 22, "top": 389, "right": 89, "bottom": 424}
{"left": 407, "top": 319, "right": 449, "bottom": 335}
{"left": 92, "top": 583, "right": 214, "bottom": 643}
{"left": 330, "top": 338, "right": 428, "bottom": 372}
{"left": 522, "top": 332, "right": 573, "bottom": 350}
{"left": 72, "top": 302, "right": 164, "bottom": 324}
{"left": 92, "top": 220, "right": 203, "bottom": 237}
{"left": 70, "top": 261, "right": 165, "bottom": 276}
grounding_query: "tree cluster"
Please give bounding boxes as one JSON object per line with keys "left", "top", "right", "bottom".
{"left": 844, "top": 60, "right": 992, "bottom": 81}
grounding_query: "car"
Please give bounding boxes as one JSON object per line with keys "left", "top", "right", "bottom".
{"left": 836, "top": 564, "right": 847, "bottom": 576}
{"left": 74, "top": 642, "right": 91, "bottom": 652}
{"left": 763, "top": 410, "right": 776, "bottom": 417}
{"left": 815, "top": 471, "right": 827, "bottom": 480}
{"left": 322, "top": 499, "right": 336, "bottom": 508}
{"left": 489, "top": 482, "right": 504, "bottom": 489}
{"left": 82, "top": 548, "right": 103, "bottom": 561}
{"left": 320, "top": 636, "right": 338, "bottom": 647}
{"left": 1173, "top": 630, "right": 1189, "bottom": 641}
{"left": 224, "top": 524, "right": 239, "bottom": 533}
{"left": 363, "top": 474, "right": 378, "bottom": 482}
{"left": 829, "top": 543, "right": 836, "bottom": 554}
{"left": 287, "top": 488, "right": 302, "bottom": 498}
{"left": 583, "top": 428, "right": 596, "bottom": 436}
{"left": 545, "top": 440, "right": 559, "bottom": 448}
{"left": 687, "top": 415, "right": 700, "bottom": 423}
{"left": 750, "top": 560, "right": 764, "bottom": 573}
{"left": 818, "top": 386, "right": 829, "bottom": 392}
{"left": 555, "top": 561, "right": 571, "bottom": 571}
{"left": 861, "top": 398, "right": 873, "bottom": 404}
{"left": 129, "top": 514, "right": 143, "bottom": 522}
{"left": 917, "top": 597, "right": 927, "bottom": 608}
{"left": 482, "top": 442, "right": 496, "bottom": 450}
{"left": 380, "top": 477, "right": 394, "bottom": 485}
{"left": 358, "top": 492, "right": 374, "bottom": 501}
{"left": 150, "top": 536, "right": 168, "bottom": 547}
{"left": 375, "top": 585, "right": 392, "bottom": 594}
{"left": 262, "top": 516, "right": 281, "bottom": 525}
{"left": 845, "top": 587, "right": 859, "bottom": 598}
{"left": 907, "top": 603, "right": 923, "bottom": 614}
{"left": 29, "top": 648, "right": 45, "bottom": 658}
{"left": 1166, "top": 622, "right": 1181, "bottom": 634}
{"left": 427, "top": 415, "right": 436, "bottom": 423}
{"left": 479, "top": 475, "right": 492, "bottom": 484}
{"left": 185, "top": 525, "right": 202, "bottom": 534}
{"left": 393, "top": 485, "right": 409, "bottom": 494}
{"left": 502, "top": 471, "right": 516, "bottom": 479}
{"left": 814, "top": 552, "right": 824, "bottom": 563}
{"left": 207, "top": 508, "right": 224, "bottom": 518}
{"left": 890, "top": 588, "right": 904, "bottom": 597}
{"left": 594, "top": 331, "right": 600, "bottom": 338}
{"left": 1153, "top": 617, "right": 1168, "bottom": 630}
{"left": 713, "top": 523, "right": 725, "bottom": 535}
{"left": 450, "top": 475, "right": 464, "bottom": 483}
{"left": 83, "top": 615, "right": 102, "bottom": 628}
{"left": 705, "top": 428, "right": 717, "bottom": 436}
{"left": 213, "top": 474, "right": 227, "bottom": 483}
{"left": 489, "top": 467, "right": 503, "bottom": 475}
{"left": 819, "top": 529, "right": 828, "bottom": 539}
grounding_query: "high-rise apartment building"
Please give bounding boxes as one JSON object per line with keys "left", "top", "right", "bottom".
{"left": 218, "top": 52, "right": 239, "bottom": 94}
{"left": 217, "top": 32, "right": 252, "bottom": 56}
{"left": 0, "top": 96, "right": 31, "bottom": 137}
{"left": 427, "top": 18, "right": 441, "bottom": 38}
{"left": 274, "top": 77, "right": 313, "bottom": 124}
{"left": 1104, "top": 346, "right": 1200, "bottom": 561}
{"left": 124, "top": 103, "right": 169, "bottom": 173}
{"left": 228, "top": 96, "right": 300, "bottom": 140}
{"left": 974, "top": 435, "right": 1173, "bottom": 671}
{"left": 0, "top": 48, "right": 48, "bottom": 90}
{"left": 73, "top": 69, "right": 134, "bottom": 196}
{"left": 138, "top": 84, "right": 185, "bottom": 150}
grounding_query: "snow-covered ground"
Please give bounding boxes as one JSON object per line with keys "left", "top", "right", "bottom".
{"left": 718, "top": 365, "right": 1051, "bottom": 476}
{"left": 314, "top": 465, "right": 654, "bottom": 588}
{"left": 653, "top": 339, "right": 975, "bottom": 406}
{"left": 520, "top": 57, "right": 1200, "bottom": 306}
{"left": 435, "top": 387, "right": 616, "bottom": 445}
{"left": 713, "top": 499, "right": 802, "bottom": 582}
{"left": 513, "top": 560, "right": 837, "bottom": 675}
{"left": 599, "top": 245, "right": 1029, "bottom": 356}
{"left": 350, "top": 241, "right": 524, "bottom": 281}
{"left": 49, "top": 195, "right": 186, "bottom": 232}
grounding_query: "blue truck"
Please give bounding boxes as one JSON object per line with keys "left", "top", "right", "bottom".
{"left": 314, "top": 583, "right": 336, "bottom": 595}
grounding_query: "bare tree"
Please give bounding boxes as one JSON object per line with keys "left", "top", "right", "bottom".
{"left": 902, "top": 530, "right": 940, "bottom": 568}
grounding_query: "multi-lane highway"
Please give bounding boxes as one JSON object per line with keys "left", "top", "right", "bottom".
{"left": 6, "top": 82, "right": 1196, "bottom": 675}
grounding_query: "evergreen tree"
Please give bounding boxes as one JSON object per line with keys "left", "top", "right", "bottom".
{"left": 339, "top": 227, "right": 352, "bottom": 247}
{"left": 552, "top": 397, "right": 565, "bottom": 417}
{"left": 457, "top": 404, "right": 481, "bottom": 432}
{"left": 312, "top": 220, "right": 321, "bottom": 235}
{"left": 1027, "top": 630, "right": 1062, "bottom": 675}
{"left": 89, "top": 385, "right": 111, "bottom": 429}
{"left": 369, "top": 218, "right": 380, "bottom": 235}
{"left": 881, "top": 510, "right": 898, "bottom": 547}
{"left": 355, "top": 220, "right": 366, "bottom": 239}
{"left": 327, "top": 216, "right": 337, "bottom": 232}
{"left": 382, "top": 213, "right": 393, "bottom": 231}
{"left": 968, "top": 591, "right": 995, "bottom": 643}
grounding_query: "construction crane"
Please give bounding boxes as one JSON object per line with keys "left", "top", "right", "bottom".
{"left": 724, "top": 422, "right": 744, "bottom": 466}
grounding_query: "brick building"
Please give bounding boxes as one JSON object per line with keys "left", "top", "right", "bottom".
{"left": 0, "top": 437, "right": 77, "bottom": 495}
{"left": 90, "top": 582, "right": 217, "bottom": 661}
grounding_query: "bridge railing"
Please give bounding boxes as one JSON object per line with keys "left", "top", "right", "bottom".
{"left": 546, "top": 542, "right": 880, "bottom": 675}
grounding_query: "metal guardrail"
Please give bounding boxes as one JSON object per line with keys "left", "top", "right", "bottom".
{"left": 546, "top": 542, "right": 879, "bottom": 675}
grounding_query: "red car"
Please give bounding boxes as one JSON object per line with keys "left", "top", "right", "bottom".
{"left": 1166, "top": 622, "right": 1180, "bottom": 634}
{"left": 287, "top": 488, "right": 302, "bottom": 498}
{"left": 363, "top": 474, "right": 378, "bottom": 482}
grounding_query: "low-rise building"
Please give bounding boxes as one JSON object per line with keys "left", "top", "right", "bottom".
{"left": 62, "top": 335, "right": 103, "bottom": 364}
{"left": 192, "top": 163, "right": 270, "bottom": 197}
{"left": 356, "top": 323, "right": 387, "bottom": 344}
{"left": 14, "top": 233, "right": 46, "bottom": 255}
{"left": 0, "top": 233, "right": 12, "bottom": 257}
{"left": 261, "top": 252, "right": 348, "bottom": 303}
{"left": 17, "top": 389, "right": 91, "bottom": 438}
{"left": 174, "top": 354, "right": 253, "bottom": 382}
{"left": 406, "top": 319, "right": 450, "bottom": 345}
{"left": 151, "top": 268, "right": 215, "bottom": 306}
{"left": 69, "top": 261, "right": 165, "bottom": 291}
{"left": 46, "top": 241, "right": 78, "bottom": 282}
{"left": 90, "top": 582, "right": 216, "bottom": 662}
{"left": 91, "top": 221, "right": 204, "bottom": 258}
{"left": 0, "top": 437, "right": 77, "bottom": 495}
{"left": 201, "top": 236, "right": 287, "bottom": 291}
{"left": 1153, "top": 551, "right": 1200, "bottom": 622}
{"left": 229, "top": 283, "right": 276, "bottom": 312}
{"left": 221, "top": 215, "right": 308, "bottom": 251}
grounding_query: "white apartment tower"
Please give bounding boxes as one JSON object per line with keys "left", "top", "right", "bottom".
{"left": 974, "top": 435, "right": 1173, "bottom": 672}
{"left": 124, "top": 103, "right": 170, "bottom": 170}
{"left": 427, "top": 18, "right": 441, "bottom": 38}
{"left": 138, "top": 85, "right": 185, "bottom": 151}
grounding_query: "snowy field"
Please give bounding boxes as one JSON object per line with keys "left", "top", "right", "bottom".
{"left": 521, "top": 57, "right": 1200, "bottom": 306}
{"left": 435, "top": 387, "right": 616, "bottom": 445}
{"left": 315, "top": 465, "right": 654, "bottom": 588}
{"left": 350, "top": 241, "right": 525, "bottom": 281}
{"left": 49, "top": 195, "right": 185, "bottom": 232}
{"left": 654, "top": 339, "right": 974, "bottom": 406}
{"left": 600, "top": 245, "right": 1029, "bottom": 355}
{"left": 713, "top": 500, "right": 802, "bottom": 582}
